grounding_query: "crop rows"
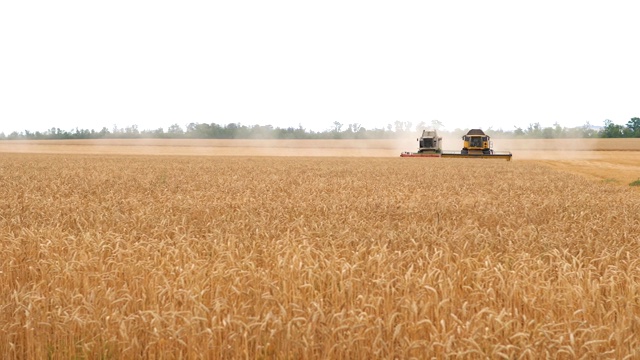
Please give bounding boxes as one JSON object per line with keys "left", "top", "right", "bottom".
{"left": 1, "top": 153, "right": 639, "bottom": 358}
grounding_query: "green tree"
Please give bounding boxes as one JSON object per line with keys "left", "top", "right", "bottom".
{"left": 513, "top": 126, "right": 525, "bottom": 137}
{"left": 525, "top": 123, "right": 542, "bottom": 138}
{"left": 626, "top": 117, "right": 640, "bottom": 137}
{"left": 99, "top": 127, "right": 110, "bottom": 138}
{"left": 394, "top": 121, "right": 404, "bottom": 133}
{"left": 431, "top": 119, "right": 444, "bottom": 130}
{"left": 601, "top": 119, "right": 625, "bottom": 138}
{"left": 553, "top": 122, "right": 564, "bottom": 138}
{"left": 542, "top": 127, "right": 554, "bottom": 139}
{"left": 168, "top": 124, "right": 184, "bottom": 135}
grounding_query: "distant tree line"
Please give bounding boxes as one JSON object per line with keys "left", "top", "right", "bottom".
{"left": 1, "top": 118, "right": 638, "bottom": 140}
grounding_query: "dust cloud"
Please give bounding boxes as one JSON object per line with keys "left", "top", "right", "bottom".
{"left": 495, "top": 139, "right": 606, "bottom": 161}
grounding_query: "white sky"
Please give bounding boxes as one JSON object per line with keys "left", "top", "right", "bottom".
{"left": 1, "top": 0, "right": 638, "bottom": 134}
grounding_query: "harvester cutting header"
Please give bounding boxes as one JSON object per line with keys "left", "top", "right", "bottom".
{"left": 401, "top": 129, "right": 512, "bottom": 160}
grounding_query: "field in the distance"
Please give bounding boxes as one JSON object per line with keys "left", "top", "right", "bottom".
{"left": 1, "top": 140, "right": 640, "bottom": 358}
{"left": 1, "top": 138, "right": 639, "bottom": 185}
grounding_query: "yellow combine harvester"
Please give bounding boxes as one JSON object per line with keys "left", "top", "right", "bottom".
{"left": 401, "top": 129, "right": 512, "bottom": 161}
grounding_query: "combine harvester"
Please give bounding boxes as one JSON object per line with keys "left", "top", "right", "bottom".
{"left": 401, "top": 129, "right": 512, "bottom": 161}
{"left": 399, "top": 130, "right": 443, "bottom": 157}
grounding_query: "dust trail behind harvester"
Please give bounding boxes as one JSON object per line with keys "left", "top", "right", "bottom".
{"left": 496, "top": 138, "right": 604, "bottom": 161}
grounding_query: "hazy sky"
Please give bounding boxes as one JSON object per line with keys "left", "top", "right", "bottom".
{"left": 1, "top": 0, "right": 638, "bottom": 134}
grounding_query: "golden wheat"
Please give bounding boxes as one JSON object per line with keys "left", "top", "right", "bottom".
{"left": 1, "top": 153, "right": 639, "bottom": 358}
{"left": 2, "top": 138, "right": 639, "bottom": 186}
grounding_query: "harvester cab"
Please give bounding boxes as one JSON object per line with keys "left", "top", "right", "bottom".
{"left": 400, "top": 129, "right": 443, "bottom": 157}
{"left": 417, "top": 130, "right": 442, "bottom": 154}
{"left": 461, "top": 129, "right": 493, "bottom": 155}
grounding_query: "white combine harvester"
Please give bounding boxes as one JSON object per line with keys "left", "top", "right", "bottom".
{"left": 399, "top": 130, "right": 443, "bottom": 157}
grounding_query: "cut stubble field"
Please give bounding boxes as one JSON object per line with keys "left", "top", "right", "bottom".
{"left": 1, "top": 140, "right": 640, "bottom": 358}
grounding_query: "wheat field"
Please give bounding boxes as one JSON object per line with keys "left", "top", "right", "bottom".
{"left": 1, "top": 150, "right": 640, "bottom": 358}
{"left": 1, "top": 138, "right": 639, "bottom": 186}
